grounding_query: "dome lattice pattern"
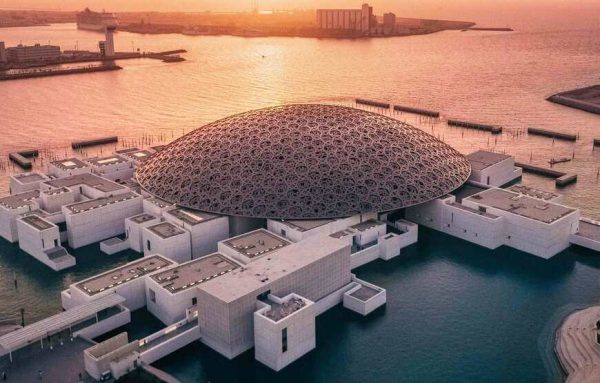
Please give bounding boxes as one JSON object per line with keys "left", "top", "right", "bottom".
{"left": 136, "top": 104, "right": 471, "bottom": 219}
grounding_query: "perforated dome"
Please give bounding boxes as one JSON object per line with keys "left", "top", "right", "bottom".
{"left": 136, "top": 104, "right": 471, "bottom": 219}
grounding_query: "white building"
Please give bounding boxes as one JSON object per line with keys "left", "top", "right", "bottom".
{"left": 142, "top": 222, "right": 192, "bottom": 263}
{"left": 5, "top": 43, "right": 61, "bottom": 62}
{"left": 0, "top": 190, "right": 40, "bottom": 243}
{"left": 125, "top": 213, "right": 161, "bottom": 253}
{"left": 16, "top": 215, "right": 75, "bottom": 271}
{"left": 466, "top": 150, "right": 522, "bottom": 187}
{"left": 407, "top": 187, "right": 580, "bottom": 259}
{"left": 61, "top": 254, "right": 173, "bottom": 311}
{"left": 316, "top": 3, "right": 373, "bottom": 33}
{"left": 9, "top": 173, "right": 50, "bottom": 195}
{"left": 48, "top": 158, "right": 91, "bottom": 178}
{"left": 145, "top": 253, "right": 239, "bottom": 325}
{"left": 84, "top": 155, "right": 134, "bottom": 183}
{"left": 63, "top": 191, "right": 143, "bottom": 249}
{"left": 142, "top": 196, "right": 174, "bottom": 217}
{"left": 164, "top": 208, "right": 229, "bottom": 258}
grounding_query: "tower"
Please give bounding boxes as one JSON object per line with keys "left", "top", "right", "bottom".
{"left": 104, "top": 26, "right": 116, "bottom": 57}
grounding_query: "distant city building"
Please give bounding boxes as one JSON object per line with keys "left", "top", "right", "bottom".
{"left": 316, "top": 3, "right": 373, "bottom": 34}
{"left": 99, "top": 26, "right": 116, "bottom": 57}
{"left": 383, "top": 12, "right": 396, "bottom": 34}
{"left": 5, "top": 43, "right": 61, "bottom": 63}
{"left": 0, "top": 41, "right": 6, "bottom": 63}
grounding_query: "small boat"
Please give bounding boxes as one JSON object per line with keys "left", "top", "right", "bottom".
{"left": 548, "top": 157, "right": 571, "bottom": 165}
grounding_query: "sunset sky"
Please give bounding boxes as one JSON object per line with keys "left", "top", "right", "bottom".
{"left": 0, "top": 0, "right": 599, "bottom": 28}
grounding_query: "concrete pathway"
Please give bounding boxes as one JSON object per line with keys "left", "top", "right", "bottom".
{"left": 555, "top": 306, "right": 600, "bottom": 383}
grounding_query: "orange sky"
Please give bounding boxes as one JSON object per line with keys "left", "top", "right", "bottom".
{"left": 1, "top": 0, "right": 599, "bottom": 28}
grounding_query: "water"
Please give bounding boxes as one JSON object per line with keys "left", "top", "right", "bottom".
{"left": 0, "top": 23, "right": 600, "bottom": 382}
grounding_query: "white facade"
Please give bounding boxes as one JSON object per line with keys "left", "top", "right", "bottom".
{"left": 48, "top": 158, "right": 91, "bottom": 178}
{"left": 63, "top": 192, "right": 143, "bottom": 249}
{"left": 467, "top": 150, "right": 522, "bottom": 187}
{"left": 142, "top": 197, "right": 175, "bottom": 217}
{"left": 85, "top": 155, "right": 134, "bottom": 183}
{"left": 125, "top": 213, "right": 161, "bottom": 253}
{"left": 407, "top": 187, "right": 580, "bottom": 259}
{"left": 316, "top": 3, "right": 373, "bottom": 33}
{"left": 142, "top": 222, "right": 192, "bottom": 263}
{"left": 16, "top": 215, "right": 75, "bottom": 271}
{"left": 0, "top": 191, "right": 40, "bottom": 243}
{"left": 9, "top": 173, "right": 50, "bottom": 195}
{"left": 164, "top": 208, "right": 229, "bottom": 258}
{"left": 145, "top": 276, "right": 197, "bottom": 325}
{"left": 254, "top": 294, "right": 316, "bottom": 371}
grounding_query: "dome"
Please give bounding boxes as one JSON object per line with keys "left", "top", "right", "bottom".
{"left": 136, "top": 104, "right": 471, "bottom": 219}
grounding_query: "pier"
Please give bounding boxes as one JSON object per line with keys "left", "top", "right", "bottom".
{"left": 8, "top": 149, "right": 38, "bottom": 169}
{"left": 527, "top": 127, "right": 577, "bottom": 142}
{"left": 355, "top": 99, "right": 390, "bottom": 109}
{"left": 447, "top": 119, "right": 502, "bottom": 134}
{"left": 393, "top": 105, "right": 439, "bottom": 118}
{"left": 71, "top": 136, "right": 119, "bottom": 149}
{"left": 555, "top": 306, "right": 600, "bottom": 383}
{"left": 547, "top": 85, "right": 600, "bottom": 116}
{"left": 0, "top": 64, "right": 121, "bottom": 82}
{"left": 515, "top": 162, "right": 577, "bottom": 187}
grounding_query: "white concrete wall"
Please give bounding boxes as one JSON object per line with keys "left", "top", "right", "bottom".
{"left": 64, "top": 277, "right": 149, "bottom": 311}
{"left": 354, "top": 223, "right": 386, "bottom": 246}
{"left": 142, "top": 198, "right": 174, "bottom": 217}
{"left": 125, "top": 215, "right": 161, "bottom": 253}
{"left": 167, "top": 216, "right": 229, "bottom": 259}
{"left": 570, "top": 233, "right": 600, "bottom": 252}
{"left": 88, "top": 161, "right": 135, "bottom": 182}
{"left": 254, "top": 295, "right": 316, "bottom": 371}
{"left": 350, "top": 244, "right": 380, "bottom": 269}
{"left": 0, "top": 203, "right": 39, "bottom": 243}
{"left": 145, "top": 277, "right": 196, "bottom": 325}
{"left": 9, "top": 174, "right": 48, "bottom": 194}
{"left": 139, "top": 325, "right": 200, "bottom": 365}
{"left": 441, "top": 203, "right": 505, "bottom": 249}
{"left": 74, "top": 308, "right": 131, "bottom": 339}
{"left": 406, "top": 196, "right": 452, "bottom": 232}
{"left": 142, "top": 227, "right": 192, "bottom": 264}
{"left": 48, "top": 163, "right": 91, "bottom": 178}
{"left": 470, "top": 157, "right": 522, "bottom": 187}
{"left": 41, "top": 190, "right": 76, "bottom": 213}
{"left": 343, "top": 279, "right": 386, "bottom": 316}
{"left": 16, "top": 218, "right": 73, "bottom": 271}
{"left": 64, "top": 195, "right": 143, "bottom": 249}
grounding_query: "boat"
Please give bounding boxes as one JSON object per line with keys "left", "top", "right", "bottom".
{"left": 76, "top": 8, "right": 118, "bottom": 32}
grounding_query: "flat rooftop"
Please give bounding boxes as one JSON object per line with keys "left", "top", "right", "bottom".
{"left": 0, "top": 190, "right": 40, "bottom": 210}
{"left": 85, "top": 155, "right": 129, "bottom": 167}
{"left": 43, "top": 187, "right": 71, "bottom": 196}
{"left": 50, "top": 158, "right": 89, "bottom": 171}
{"left": 576, "top": 220, "right": 600, "bottom": 242}
{"left": 466, "top": 188, "right": 576, "bottom": 224}
{"left": 117, "top": 149, "right": 154, "bottom": 162}
{"left": 350, "top": 219, "right": 385, "bottom": 232}
{"left": 279, "top": 219, "right": 333, "bottom": 232}
{"left": 449, "top": 202, "right": 499, "bottom": 219}
{"left": 200, "top": 235, "right": 350, "bottom": 303}
{"left": 129, "top": 213, "right": 157, "bottom": 224}
{"left": 65, "top": 191, "right": 139, "bottom": 214}
{"left": 20, "top": 215, "right": 54, "bottom": 231}
{"left": 330, "top": 228, "right": 354, "bottom": 239}
{"left": 467, "top": 150, "right": 511, "bottom": 171}
{"left": 262, "top": 297, "right": 306, "bottom": 322}
{"left": 350, "top": 285, "right": 381, "bottom": 302}
{"left": 165, "top": 208, "right": 219, "bottom": 226}
{"left": 222, "top": 229, "right": 290, "bottom": 259}
{"left": 45, "top": 173, "right": 126, "bottom": 193}
{"left": 144, "top": 197, "right": 174, "bottom": 209}
{"left": 507, "top": 185, "right": 560, "bottom": 201}
{"left": 451, "top": 183, "right": 488, "bottom": 203}
{"left": 75, "top": 255, "right": 173, "bottom": 296}
{"left": 147, "top": 222, "right": 187, "bottom": 239}
{"left": 151, "top": 253, "right": 239, "bottom": 293}
{"left": 13, "top": 173, "right": 47, "bottom": 184}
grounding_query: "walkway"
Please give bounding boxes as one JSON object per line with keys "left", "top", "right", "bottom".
{"left": 555, "top": 306, "right": 600, "bottom": 383}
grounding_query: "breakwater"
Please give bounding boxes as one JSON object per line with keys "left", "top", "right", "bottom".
{"left": 527, "top": 127, "right": 577, "bottom": 142}
{"left": 8, "top": 149, "right": 38, "bottom": 169}
{"left": 547, "top": 85, "right": 600, "bottom": 116}
{"left": 355, "top": 99, "right": 390, "bottom": 109}
{"left": 515, "top": 162, "right": 577, "bottom": 187}
{"left": 447, "top": 119, "right": 502, "bottom": 134}
{"left": 72, "top": 136, "right": 119, "bottom": 149}
{"left": 0, "top": 64, "right": 122, "bottom": 81}
{"left": 393, "top": 105, "right": 439, "bottom": 118}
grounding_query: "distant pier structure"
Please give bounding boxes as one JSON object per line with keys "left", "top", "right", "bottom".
{"left": 99, "top": 26, "right": 116, "bottom": 57}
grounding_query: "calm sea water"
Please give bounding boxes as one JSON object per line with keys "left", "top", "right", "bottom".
{"left": 0, "top": 23, "right": 599, "bottom": 382}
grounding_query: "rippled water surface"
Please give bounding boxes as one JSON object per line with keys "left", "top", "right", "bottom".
{"left": 0, "top": 23, "right": 600, "bottom": 383}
